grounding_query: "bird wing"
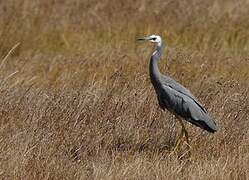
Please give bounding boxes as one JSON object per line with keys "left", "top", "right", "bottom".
{"left": 158, "top": 83, "right": 217, "bottom": 132}
{"left": 161, "top": 75, "right": 207, "bottom": 113}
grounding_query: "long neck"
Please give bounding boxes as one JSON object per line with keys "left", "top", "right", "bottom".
{"left": 149, "top": 42, "right": 163, "bottom": 87}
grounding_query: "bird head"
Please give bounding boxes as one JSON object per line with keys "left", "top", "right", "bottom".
{"left": 137, "top": 35, "right": 162, "bottom": 45}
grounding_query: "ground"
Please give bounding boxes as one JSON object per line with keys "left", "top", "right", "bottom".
{"left": 0, "top": 0, "right": 248, "bottom": 179}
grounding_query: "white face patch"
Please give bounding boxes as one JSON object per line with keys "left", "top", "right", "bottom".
{"left": 148, "top": 35, "right": 162, "bottom": 46}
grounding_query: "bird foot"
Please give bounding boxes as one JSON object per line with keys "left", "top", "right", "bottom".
{"left": 169, "top": 134, "right": 192, "bottom": 158}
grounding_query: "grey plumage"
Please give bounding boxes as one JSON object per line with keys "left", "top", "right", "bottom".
{"left": 138, "top": 35, "right": 217, "bottom": 133}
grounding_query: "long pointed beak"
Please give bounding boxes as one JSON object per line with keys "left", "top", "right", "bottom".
{"left": 137, "top": 36, "right": 150, "bottom": 41}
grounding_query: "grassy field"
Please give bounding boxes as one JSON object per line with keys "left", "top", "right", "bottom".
{"left": 0, "top": 0, "right": 248, "bottom": 179}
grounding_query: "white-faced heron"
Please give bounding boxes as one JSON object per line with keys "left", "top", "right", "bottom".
{"left": 137, "top": 35, "right": 217, "bottom": 150}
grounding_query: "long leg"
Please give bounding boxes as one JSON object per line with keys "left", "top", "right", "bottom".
{"left": 174, "top": 117, "right": 191, "bottom": 150}
{"left": 177, "top": 117, "right": 190, "bottom": 145}
{"left": 173, "top": 128, "right": 184, "bottom": 151}
{"left": 177, "top": 118, "right": 192, "bottom": 159}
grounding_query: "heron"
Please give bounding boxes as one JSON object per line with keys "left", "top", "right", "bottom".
{"left": 137, "top": 35, "right": 217, "bottom": 150}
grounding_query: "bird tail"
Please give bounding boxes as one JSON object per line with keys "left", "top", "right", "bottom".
{"left": 189, "top": 114, "right": 218, "bottom": 133}
{"left": 194, "top": 118, "right": 217, "bottom": 133}
{"left": 187, "top": 105, "right": 218, "bottom": 133}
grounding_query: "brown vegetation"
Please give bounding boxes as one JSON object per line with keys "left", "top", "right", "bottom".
{"left": 0, "top": 0, "right": 248, "bottom": 179}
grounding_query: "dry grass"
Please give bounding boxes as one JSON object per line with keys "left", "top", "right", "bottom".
{"left": 0, "top": 0, "right": 249, "bottom": 179}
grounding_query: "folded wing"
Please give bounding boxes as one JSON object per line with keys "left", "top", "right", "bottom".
{"left": 158, "top": 76, "right": 217, "bottom": 133}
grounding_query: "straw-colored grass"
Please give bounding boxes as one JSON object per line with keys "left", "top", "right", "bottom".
{"left": 0, "top": 1, "right": 248, "bottom": 179}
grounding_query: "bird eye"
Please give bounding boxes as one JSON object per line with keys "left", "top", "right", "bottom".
{"left": 151, "top": 38, "right": 156, "bottom": 40}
